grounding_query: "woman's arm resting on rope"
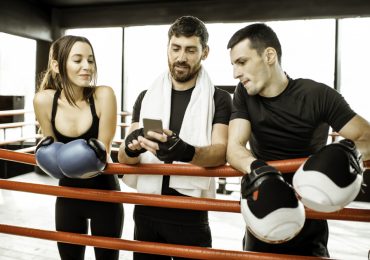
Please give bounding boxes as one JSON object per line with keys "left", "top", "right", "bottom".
{"left": 33, "top": 90, "right": 56, "bottom": 139}
{"left": 96, "top": 86, "right": 117, "bottom": 156}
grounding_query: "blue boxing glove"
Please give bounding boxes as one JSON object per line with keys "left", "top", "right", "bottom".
{"left": 57, "top": 138, "right": 107, "bottom": 179}
{"left": 240, "top": 160, "right": 305, "bottom": 243}
{"left": 35, "top": 136, "right": 65, "bottom": 179}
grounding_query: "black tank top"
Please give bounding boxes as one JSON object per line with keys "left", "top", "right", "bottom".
{"left": 51, "top": 90, "right": 99, "bottom": 143}
{"left": 51, "top": 90, "right": 120, "bottom": 191}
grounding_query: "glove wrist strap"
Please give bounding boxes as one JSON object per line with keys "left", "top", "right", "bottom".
{"left": 125, "top": 147, "right": 142, "bottom": 158}
{"left": 180, "top": 144, "right": 195, "bottom": 162}
{"left": 242, "top": 163, "right": 283, "bottom": 198}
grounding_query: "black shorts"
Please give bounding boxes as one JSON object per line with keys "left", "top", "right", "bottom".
{"left": 243, "top": 218, "right": 329, "bottom": 257}
{"left": 133, "top": 213, "right": 212, "bottom": 260}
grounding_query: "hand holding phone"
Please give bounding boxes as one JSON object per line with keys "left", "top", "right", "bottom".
{"left": 143, "top": 118, "right": 163, "bottom": 140}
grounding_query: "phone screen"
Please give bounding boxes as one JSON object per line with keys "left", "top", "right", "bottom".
{"left": 143, "top": 118, "right": 163, "bottom": 139}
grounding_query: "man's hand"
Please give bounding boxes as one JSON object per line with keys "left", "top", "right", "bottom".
{"left": 140, "top": 129, "right": 195, "bottom": 163}
{"left": 124, "top": 128, "right": 146, "bottom": 157}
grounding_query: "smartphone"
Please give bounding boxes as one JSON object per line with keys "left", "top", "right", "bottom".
{"left": 143, "top": 118, "right": 163, "bottom": 140}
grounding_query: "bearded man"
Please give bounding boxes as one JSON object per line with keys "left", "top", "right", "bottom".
{"left": 118, "top": 15, "right": 232, "bottom": 260}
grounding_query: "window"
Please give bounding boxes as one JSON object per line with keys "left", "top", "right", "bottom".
{"left": 124, "top": 19, "right": 335, "bottom": 113}
{"left": 0, "top": 33, "right": 36, "bottom": 141}
{"left": 124, "top": 25, "right": 169, "bottom": 113}
{"left": 207, "top": 19, "right": 335, "bottom": 87}
{"left": 338, "top": 18, "right": 370, "bottom": 120}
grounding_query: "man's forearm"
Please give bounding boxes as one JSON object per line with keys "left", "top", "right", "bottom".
{"left": 191, "top": 144, "right": 227, "bottom": 167}
{"left": 226, "top": 143, "right": 256, "bottom": 174}
{"left": 118, "top": 144, "right": 141, "bottom": 165}
{"left": 355, "top": 139, "right": 370, "bottom": 161}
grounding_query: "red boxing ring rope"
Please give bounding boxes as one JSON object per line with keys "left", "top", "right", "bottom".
{"left": 0, "top": 148, "right": 369, "bottom": 177}
{"left": 0, "top": 224, "right": 329, "bottom": 260}
{"left": 0, "top": 179, "right": 369, "bottom": 222}
{"left": 0, "top": 148, "right": 365, "bottom": 259}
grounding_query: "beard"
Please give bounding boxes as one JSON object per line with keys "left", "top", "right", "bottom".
{"left": 168, "top": 59, "right": 201, "bottom": 83}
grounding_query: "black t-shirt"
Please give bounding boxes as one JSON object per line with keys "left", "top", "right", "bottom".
{"left": 132, "top": 87, "right": 231, "bottom": 128}
{"left": 231, "top": 77, "right": 356, "bottom": 161}
{"left": 231, "top": 77, "right": 355, "bottom": 255}
{"left": 131, "top": 86, "right": 232, "bottom": 223}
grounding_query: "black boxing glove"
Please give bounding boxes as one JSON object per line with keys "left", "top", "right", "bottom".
{"left": 241, "top": 160, "right": 283, "bottom": 199}
{"left": 156, "top": 132, "right": 195, "bottom": 163}
{"left": 293, "top": 139, "right": 364, "bottom": 213}
{"left": 240, "top": 159, "right": 305, "bottom": 243}
{"left": 124, "top": 128, "right": 146, "bottom": 157}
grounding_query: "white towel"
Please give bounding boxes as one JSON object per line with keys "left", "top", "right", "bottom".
{"left": 123, "top": 66, "right": 216, "bottom": 198}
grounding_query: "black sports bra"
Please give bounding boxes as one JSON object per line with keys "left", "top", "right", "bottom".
{"left": 51, "top": 90, "right": 99, "bottom": 143}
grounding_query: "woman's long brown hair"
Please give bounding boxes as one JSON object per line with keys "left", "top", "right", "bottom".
{"left": 37, "top": 35, "right": 98, "bottom": 106}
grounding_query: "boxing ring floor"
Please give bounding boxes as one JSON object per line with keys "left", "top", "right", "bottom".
{"left": 0, "top": 172, "right": 369, "bottom": 260}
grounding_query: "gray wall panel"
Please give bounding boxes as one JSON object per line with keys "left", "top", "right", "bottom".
{"left": 0, "top": 0, "right": 52, "bottom": 41}
{"left": 56, "top": 0, "right": 370, "bottom": 29}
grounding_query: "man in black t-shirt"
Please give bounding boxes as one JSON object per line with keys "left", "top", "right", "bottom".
{"left": 226, "top": 23, "right": 370, "bottom": 257}
{"left": 118, "top": 16, "right": 231, "bottom": 260}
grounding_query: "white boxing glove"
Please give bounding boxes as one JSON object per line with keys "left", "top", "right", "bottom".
{"left": 241, "top": 160, "right": 305, "bottom": 244}
{"left": 293, "top": 139, "right": 363, "bottom": 213}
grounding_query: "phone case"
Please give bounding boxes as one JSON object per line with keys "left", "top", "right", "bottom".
{"left": 143, "top": 118, "right": 163, "bottom": 139}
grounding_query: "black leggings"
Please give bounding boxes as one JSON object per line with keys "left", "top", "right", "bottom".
{"left": 133, "top": 214, "right": 212, "bottom": 260}
{"left": 56, "top": 197, "right": 124, "bottom": 260}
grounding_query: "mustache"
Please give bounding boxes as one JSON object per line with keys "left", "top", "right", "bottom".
{"left": 173, "top": 62, "right": 190, "bottom": 68}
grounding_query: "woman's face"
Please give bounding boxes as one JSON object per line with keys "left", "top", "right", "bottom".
{"left": 66, "top": 41, "right": 95, "bottom": 88}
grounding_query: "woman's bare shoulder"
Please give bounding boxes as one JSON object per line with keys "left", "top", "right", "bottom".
{"left": 93, "top": 86, "right": 117, "bottom": 117}
{"left": 33, "top": 89, "right": 56, "bottom": 107}
{"left": 94, "top": 86, "right": 116, "bottom": 104}
{"left": 94, "top": 85, "right": 115, "bottom": 97}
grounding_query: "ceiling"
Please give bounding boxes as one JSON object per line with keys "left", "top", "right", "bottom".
{"left": 30, "top": 0, "right": 176, "bottom": 8}
{"left": 1, "top": 0, "right": 367, "bottom": 43}
{"left": 26, "top": 0, "right": 370, "bottom": 33}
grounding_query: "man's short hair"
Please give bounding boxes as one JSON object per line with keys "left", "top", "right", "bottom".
{"left": 168, "top": 16, "right": 209, "bottom": 49}
{"left": 227, "top": 23, "right": 282, "bottom": 64}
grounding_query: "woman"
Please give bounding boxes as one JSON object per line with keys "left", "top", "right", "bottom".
{"left": 33, "top": 35, "right": 123, "bottom": 260}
